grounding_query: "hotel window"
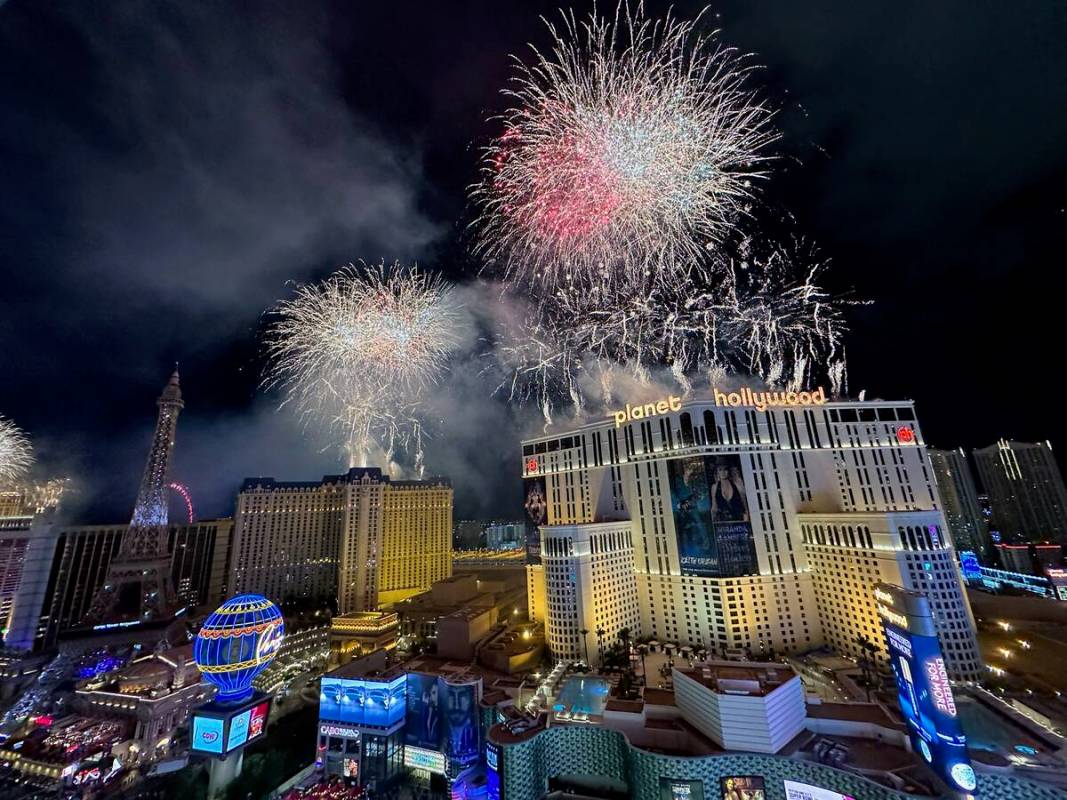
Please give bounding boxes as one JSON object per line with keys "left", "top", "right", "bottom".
{"left": 680, "top": 413, "right": 694, "bottom": 446}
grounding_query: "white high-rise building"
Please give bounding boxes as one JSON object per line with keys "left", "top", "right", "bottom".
{"left": 232, "top": 468, "right": 452, "bottom": 612}
{"left": 539, "top": 521, "right": 641, "bottom": 665}
{"left": 520, "top": 388, "right": 982, "bottom": 681}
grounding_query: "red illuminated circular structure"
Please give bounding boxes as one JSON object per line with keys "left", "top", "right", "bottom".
{"left": 526, "top": 457, "right": 539, "bottom": 473}
{"left": 896, "top": 426, "right": 915, "bottom": 444}
{"left": 168, "top": 481, "right": 195, "bottom": 524}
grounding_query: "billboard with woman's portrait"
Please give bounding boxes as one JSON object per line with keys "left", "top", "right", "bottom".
{"left": 667, "top": 454, "right": 757, "bottom": 577}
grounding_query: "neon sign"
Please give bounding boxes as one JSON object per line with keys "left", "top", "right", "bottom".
{"left": 526, "top": 458, "right": 538, "bottom": 472}
{"left": 924, "top": 657, "right": 957, "bottom": 717}
{"left": 896, "top": 426, "right": 915, "bottom": 444}
{"left": 255, "top": 620, "right": 285, "bottom": 661}
{"left": 877, "top": 603, "right": 908, "bottom": 629}
{"left": 610, "top": 395, "right": 682, "bottom": 427}
{"left": 714, "top": 386, "right": 827, "bottom": 411}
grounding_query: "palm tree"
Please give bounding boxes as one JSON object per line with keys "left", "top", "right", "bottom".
{"left": 579, "top": 628, "right": 590, "bottom": 667}
{"left": 595, "top": 627, "right": 605, "bottom": 667}
{"left": 618, "top": 627, "right": 633, "bottom": 673}
{"left": 854, "top": 634, "right": 879, "bottom": 701}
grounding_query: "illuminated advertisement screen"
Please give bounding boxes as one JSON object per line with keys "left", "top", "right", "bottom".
{"left": 404, "top": 745, "right": 447, "bottom": 773}
{"left": 320, "top": 675, "right": 406, "bottom": 727}
{"left": 882, "top": 618, "right": 976, "bottom": 793}
{"left": 523, "top": 476, "right": 547, "bottom": 564}
{"left": 720, "top": 776, "right": 764, "bottom": 800}
{"left": 405, "top": 673, "right": 442, "bottom": 749}
{"left": 343, "top": 758, "right": 359, "bottom": 780}
{"left": 248, "top": 701, "right": 269, "bottom": 742}
{"left": 486, "top": 740, "right": 501, "bottom": 800}
{"left": 667, "top": 454, "right": 756, "bottom": 578}
{"left": 191, "top": 715, "right": 224, "bottom": 755}
{"left": 782, "top": 782, "right": 855, "bottom": 800}
{"left": 1046, "top": 568, "right": 1067, "bottom": 601}
{"left": 444, "top": 680, "right": 480, "bottom": 768}
{"left": 227, "top": 709, "right": 251, "bottom": 752}
{"left": 959, "top": 551, "right": 981, "bottom": 582}
{"left": 659, "top": 778, "right": 705, "bottom": 800}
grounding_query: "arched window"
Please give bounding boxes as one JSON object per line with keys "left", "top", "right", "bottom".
{"left": 680, "top": 413, "right": 694, "bottom": 446}
{"left": 703, "top": 410, "right": 718, "bottom": 444}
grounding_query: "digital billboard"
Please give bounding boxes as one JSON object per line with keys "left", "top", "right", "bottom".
{"left": 404, "top": 745, "right": 447, "bottom": 773}
{"left": 667, "top": 454, "right": 756, "bottom": 577}
{"left": 523, "top": 476, "right": 548, "bottom": 564}
{"left": 720, "top": 776, "right": 764, "bottom": 800}
{"left": 248, "top": 701, "right": 269, "bottom": 741}
{"left": 444, "top": 680, "right": 480, "bottom": 769}
{"left": 405, "top": 673, "right": 443, "bottom": 749}
{"left": 659, "top": 778, "right": 705, "bottom": 800}
{"left": 226, "top": 709, "right": 251, "bottom": 752}
{"left": 486, "top": 741, "right": 501, "bottom": 800}
{"left": 191, "top": 715, "right": 224, "bottom": 755}
{"left": 320, "top": 674, "right": 406, "bottom": 727}
{"left": 876, "top": 583, "right": 976, "bottom": 795}
{"left": 959, "top": 551, "right": 981, "bottom": 582}
{"left": 1046, "top": 568, "right": 1067, "bottom": 601}
{"left": 782, "top": 782, "right": 855, "bottom": 800}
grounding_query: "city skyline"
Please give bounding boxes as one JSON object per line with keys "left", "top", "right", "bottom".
{"left": 2, "top": 2, "right": 1066, "bottom": 524}
{"left": 2, "top": 5, "right": 1067, "bottom": 798}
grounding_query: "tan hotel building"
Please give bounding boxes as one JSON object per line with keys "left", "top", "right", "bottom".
{"left": 231, "top": 468, "right": 452, "bottom": 613}
{"left": 522, "top": 390, "right": 982, "bottom": 681}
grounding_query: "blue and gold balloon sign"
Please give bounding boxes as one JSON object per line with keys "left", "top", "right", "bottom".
{"left": 193, "top": 594, "right": 285, "bottom": 702}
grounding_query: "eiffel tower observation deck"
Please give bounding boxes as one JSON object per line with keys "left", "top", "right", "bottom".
{"left": 82, "top": 368, "right": 185, "bottom": 631}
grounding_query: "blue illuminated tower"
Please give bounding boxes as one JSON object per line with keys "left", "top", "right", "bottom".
{"left": 85, "top": 369, "right": 184, "bottom": 624}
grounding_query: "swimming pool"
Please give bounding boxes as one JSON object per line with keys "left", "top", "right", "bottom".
{"left": 553, "top": 676, "right": 611, "bottom": 716}
{"left": 957, "top": 696, "right": 1043, "bottom": 758}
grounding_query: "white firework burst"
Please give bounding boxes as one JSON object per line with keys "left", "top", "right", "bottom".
{"left": 0, "top": 415, "right": 33, "bottom": 488}
{"left": 264, "top": 262, "right": 462, "bottom": 470}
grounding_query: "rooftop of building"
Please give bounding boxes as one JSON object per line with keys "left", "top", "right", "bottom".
{"left": 806, "top": 701, "right": 903, "bottom": 728}
{"left": 673, "top": 660, "right": 798, "bottom": 697}
{"left": 326, "top": 652, "right": 513, "bottom": 687}
{"left": 239, "top": 467, "right": 450, "bottom": 493}
{"left": 78, "top": 645, "right": 201, "bottom": 698}
{"left": 331, "top": 610, "right": 399, "bottom": 632}
{"left": 520, "top": 393, "right": 917, "bottom": 442}
{"left": 640, "top": 688, "right": 676, "bottom": 707}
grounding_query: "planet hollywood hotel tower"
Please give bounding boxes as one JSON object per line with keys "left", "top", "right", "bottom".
{"left": 521, "top": 388, "right": 983, "bottom": 682}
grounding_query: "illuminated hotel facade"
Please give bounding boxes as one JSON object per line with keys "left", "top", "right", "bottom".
{"left": 231, "top": 468, "right": 452, "bottom": 613}
{"left": 522, "top": 390, "right": 983, "bottom": 681}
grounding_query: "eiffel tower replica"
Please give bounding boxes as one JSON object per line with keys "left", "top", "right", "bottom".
{"left": 83, "top": 368, "right": 184, "bottom": 629}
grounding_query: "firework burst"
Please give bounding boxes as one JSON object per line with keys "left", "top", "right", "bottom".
{"left": 472, "top": 2, "right": 777, "bottom": 294}
{"left": 0, "top": 415, "right": 33, "bottom": 488}
{"left": 264, "top": 262, "right": 462, "bottom": 470}
{"left": 491, "top": 237, "right": 857, "bottom": 423}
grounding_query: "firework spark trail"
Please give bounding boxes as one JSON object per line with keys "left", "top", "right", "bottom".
{"left": 0, "top": 415, "right": 33, "bottom": 488}
{"left": 472, "top": 2, "right": 778, "bottom": 295}
{"left": 264, "top": 262, "right": 462, "bottom": 470}
{"left": 489, "top": 239, "right": 858, "bottom": 422}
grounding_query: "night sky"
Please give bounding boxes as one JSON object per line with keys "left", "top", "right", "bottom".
{"left": 2, "top": 1, "right": 1066, "bottom": 524}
